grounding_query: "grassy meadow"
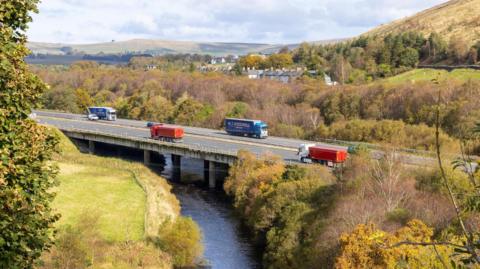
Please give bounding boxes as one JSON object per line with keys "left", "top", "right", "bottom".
{"left": 381, "top": 68, "right": 480, "bottom": 85}
{"left": 53, "top": 162, "right": 145, "bottom": 242}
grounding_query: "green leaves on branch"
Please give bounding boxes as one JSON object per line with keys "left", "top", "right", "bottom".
{"left": 1, "top": 1, "right": 59, "bottom": 268}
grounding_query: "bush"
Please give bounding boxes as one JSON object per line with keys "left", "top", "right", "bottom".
{"left": 386, "top": 208, "right": 411, "bottom": 225}
{"left": 150, "top": 217, "right": 203, "bottom": 267}
{"left": 272, "top": 123, "right": 305, "bottom": 138}
{"left": 335, "top": 220, "right": 453, "bottom": 269}
{"left": 414, "top": 167, "right": 471, "bottom": 194}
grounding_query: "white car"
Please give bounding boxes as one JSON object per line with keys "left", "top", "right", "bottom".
{"left": 87, "top": 114, "right": 99, "bottom": 121}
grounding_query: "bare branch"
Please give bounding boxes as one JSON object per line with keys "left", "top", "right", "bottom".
{"left": 435, "top": 85, "right": 480, "bottom": 264}
{"left": 387, "top": 241, "right": 465, "bottom": 249}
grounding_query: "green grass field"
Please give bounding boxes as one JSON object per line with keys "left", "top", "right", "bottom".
{"left": 381, "top": 68, "right": 480, "bottom": 85}
{"left": 53, "top": 162, "right": 145, "bottom": 242}
{"left": 52, "top": 132, "right": 146, "bottom": 242}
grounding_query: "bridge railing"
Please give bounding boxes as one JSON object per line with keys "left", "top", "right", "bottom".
{"left": 61, "top": 127, "right": 240, "bottom": 158}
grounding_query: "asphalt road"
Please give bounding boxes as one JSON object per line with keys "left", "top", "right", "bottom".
{"left": 36, "top": 110, "right": 346, "bottom": 163}
{"left": 35, "top": 110, "right": 445, "bottom": 167}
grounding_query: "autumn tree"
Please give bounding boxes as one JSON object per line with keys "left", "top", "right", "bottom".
{"left": 427, "top": 32, "right": 447, "bottom": 60}
{"left": 448, "top": 35, "right": 469, "bottom": 63}
{"left": 266, "top": 53, "right": 293, "bottom": 69}
{"left": 335, "top": 220, "right": 452, "bottom": 269}
{"left": 0, "top": 1, "right": 60, "bottom": 267}
{"left": 467, "top": 47, "right": 478, "bottom": 64}
{"left": 331, "top": 54, "right": 352, "bottom": 84}
{"left": 149, "top": 217, "right": 203, "bottom": 267}
{"left": 173, "top": 93, "right": 213, "bottom": 126}
{"left": 224, "top": 150, "right": 285, "bottom": 217}
{"left": 238, "top": 54, "right": 266, "bottom": 69}
{"left": 75, "top": 88, "right": 93, "bottom": 112}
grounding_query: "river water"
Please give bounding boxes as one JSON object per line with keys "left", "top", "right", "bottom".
{"left": 155, "top": 156, "right": 263, "bottom": 269}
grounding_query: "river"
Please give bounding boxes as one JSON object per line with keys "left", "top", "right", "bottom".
{"left": 155, "top": 156, "right": 263, "bottom": 269}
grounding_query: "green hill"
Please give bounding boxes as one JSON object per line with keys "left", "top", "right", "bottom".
{"left": 379, "top": 68, "right": 480, "bottom": 85}
{"left": 28, "top": 39, "right": 284, "bottom": 56}
{"left": 27, "top": 39, "right": 345, "bottom": 57}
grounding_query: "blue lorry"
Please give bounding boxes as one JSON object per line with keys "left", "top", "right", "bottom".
{"left": 88, "top": 107, "right": 117, "bottom": 121}
{"left": 224, "top": 118, "right": 268, "bottom": 138}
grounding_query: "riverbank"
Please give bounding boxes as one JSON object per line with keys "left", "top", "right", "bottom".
{"left": 39, "top": 129, "right": 202, "bottom": 268}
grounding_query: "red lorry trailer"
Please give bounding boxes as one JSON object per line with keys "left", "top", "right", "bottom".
{"left": 150, "top": 124, "right": 184, "bottom": 143}
{"left": 298, "top": 144, "right": 348, "bottom": 166}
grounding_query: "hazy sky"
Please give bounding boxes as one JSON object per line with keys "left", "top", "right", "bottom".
{"left": 28, "top": 0, "right": 448, "bottom": 44}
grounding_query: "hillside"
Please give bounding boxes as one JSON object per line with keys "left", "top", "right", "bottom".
{"left": 28, "top": 39, "right": 282, "bottom": 56}
{"left": 377, "top": 68, "right": 480, "bottom": 85}
{"left": 27, "top": 38, "right": 344, "bottom": 56}
{"left": 364, "top": 0, "right": 480, "bottom": 45}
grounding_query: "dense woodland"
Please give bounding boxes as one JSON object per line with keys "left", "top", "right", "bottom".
{"left": 35, "top": 63, "right": 480, "bottom": 153}
{"left": 225, "top": 143, "right": 480, "bottom": 268}
{"left": 239, "top": 31, "right": 480, "bottom": 84}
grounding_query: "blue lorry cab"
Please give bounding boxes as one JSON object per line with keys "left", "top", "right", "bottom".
{"left": 88, "top": 107, "right": 117, "bottom": 121}
{"left": 224, "top": 118, "right": 268, "bottom": 138}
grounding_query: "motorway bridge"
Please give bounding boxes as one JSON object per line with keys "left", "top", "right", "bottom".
{"left": 36, "top": 110, "right": 349, "bottom": 188}
{"left": 36, "top": 111, "right": 441, "bottom": 187}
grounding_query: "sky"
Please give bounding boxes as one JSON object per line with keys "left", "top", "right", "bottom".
{"left": 28, "top": 0, "right": 448, "bottom": 44}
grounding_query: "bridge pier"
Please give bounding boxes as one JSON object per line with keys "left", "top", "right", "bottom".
{"left": 88, "top": 140, "right": 95, "bottom": 154}
{"left": 171, "top": 154, "right": 181, "bottom": 182}
{"left": 144, "top": 150, "right": 151, "bottom": 166}
{"left": 204, "top": 160, "right": 216, "bottom": 188}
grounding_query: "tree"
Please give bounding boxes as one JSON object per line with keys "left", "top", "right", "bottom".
{"left": 0, "top": 1, "right": 60, "bottom": 267}
{"left": 42, "top": 87, "right": 80, "bottom": 113}
{"left": 377, "top": 64, "right": 392, "bottom": 78}
{"left": 369, "top": 149, "right": 407, "bottom": 213}
{"left": 278, "top": 46, "right": 290, "bottom": 54}
{"left": 467, "top": 47, "right": 478, "bottom": 64}
{"left": 292, "top": 42, "right": 310, "bottom": 64}
{"left": 414, "top": 86, "right": 480, "bottom": 265}
{"left": 173, "top": 93, "right": 212, "bottom": 126}
{"left": 335, "top": 220, "right": 452, "bottom": 269}
{"left": 226, "top": 102, "right": 249, "bottom": 119}
{"left": 149, "top": 217, "right": 203, "bottom": 267}
{"left": 266, "top": 53, "right": 293, "bottom": 69}
{"left": 238, "top": 54, "right": 265, "bottom": 69}
{"left": 398, "top": 47, "right": 419, "bottom": 67}
{"left": 75, "top": 88, "right": 93, "bottom": 112}
{"left": 391, "top": 36, "right": 406, "bottom": 67}
{"left": 331, "top": 54, "right": 352, "bottom": 84}
{"left": 448, "top": 35, "right": 469, "bottom": 63}
{"left": 428, "top": 32, "right": 447, "bottom": 61}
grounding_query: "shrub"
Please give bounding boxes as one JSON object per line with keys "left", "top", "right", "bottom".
{"left": 272, "top": 123, "right": 305, "bottom": 138}
{"left": 335, "top": 220, "right": 453, "bottom": 269}
{"left": 150, "top": 217, "right": 203, "bottom": 267}
{"left": 386, "top": 208, "right": 411, "bottom": 225}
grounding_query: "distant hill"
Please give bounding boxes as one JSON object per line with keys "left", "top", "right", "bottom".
{"left": 28, "top": 39, "right": 279, "bottom": 56}
{"left": 364, "top": 0, "right": 480, "bottom": 44}
{"left": 27, "top": 38, "right": 343, "bottom": 57}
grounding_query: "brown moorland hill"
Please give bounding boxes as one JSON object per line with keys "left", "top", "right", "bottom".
{"left": 364, "top": 0, "right": 480, "bottom": 45}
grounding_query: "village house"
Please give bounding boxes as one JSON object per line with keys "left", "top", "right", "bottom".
{"left": 244, "top": 68, "right": 304, "bottom": 83}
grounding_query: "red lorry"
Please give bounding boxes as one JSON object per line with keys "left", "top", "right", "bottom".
{"left": 297, "top": 144, "right": 348, "bottom": 166}
{"left": 150, "top": 124, "right": 184, "bottom": 143}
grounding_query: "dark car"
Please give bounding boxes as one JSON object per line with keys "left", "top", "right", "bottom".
{"left": 146, "top": 122, "right": 163, "bottom": 128}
